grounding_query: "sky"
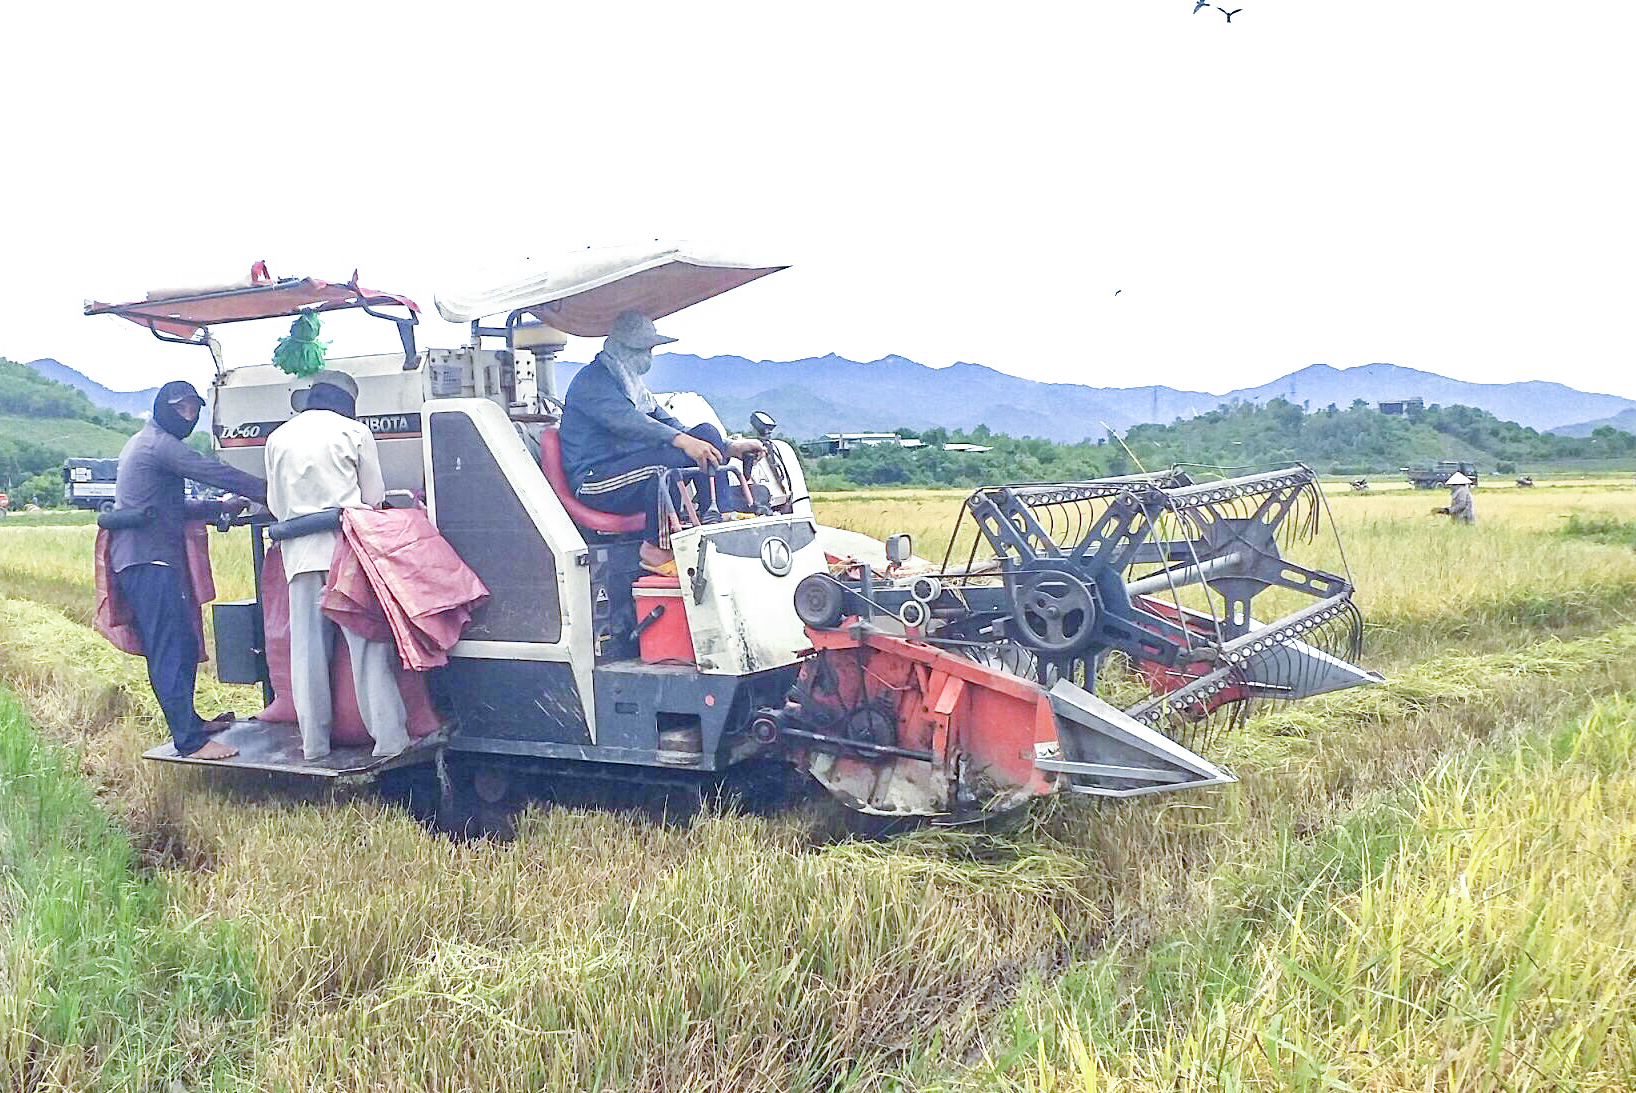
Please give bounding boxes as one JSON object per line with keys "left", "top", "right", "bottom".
{"left": 2, "top": 0, "right": 1632, "bottom": 401}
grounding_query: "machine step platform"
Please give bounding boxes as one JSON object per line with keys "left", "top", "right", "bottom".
{"left": 143, "top": 720, "right": 448, "bottom": 783}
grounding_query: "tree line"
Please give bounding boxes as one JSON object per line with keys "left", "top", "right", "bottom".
{"left": 804, "top": 398, "right": 1636, "bottom": 489}
{"left": 0, "top": 357, "right": 143, "bottom": 504}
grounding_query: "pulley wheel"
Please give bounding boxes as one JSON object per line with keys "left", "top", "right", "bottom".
{"left": 898, "top": 599, "right": 929, "bottom": 630}
{"left": 909, "top": 575, "right": 942, "bottom": 604}
{"left": 794, "top": 573, "right": 847, "bottom": 629}
{"left": 1010, "top": 569, "right": 1098, "bottom": 654}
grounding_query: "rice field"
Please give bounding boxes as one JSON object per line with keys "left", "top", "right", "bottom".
{"left": 2, "top": 482, "right": 1636, "bottom": 1091}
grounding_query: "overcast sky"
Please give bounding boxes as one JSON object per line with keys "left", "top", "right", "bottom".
{"left": 2, "top": 1, "right": 1632, "bottom": 400}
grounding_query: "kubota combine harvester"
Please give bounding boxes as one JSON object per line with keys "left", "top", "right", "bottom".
{"left": 86, "top": 245, "right": 1380, "bottom": 822}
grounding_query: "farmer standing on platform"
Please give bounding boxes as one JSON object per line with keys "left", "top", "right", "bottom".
{"left": 263, "top": 370, "right": 411, "bottom": 763}
{"left": 111, "top": 381, "right": 266, "bottom": 760}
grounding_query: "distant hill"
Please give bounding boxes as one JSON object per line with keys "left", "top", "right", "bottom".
{"left": 0, "top": 415, "right": 135, "bottom": 458}
{"left": 557, "top": 355, "right": 1636, "bottom": 441}
{"left": 1550, "top": 408, "right": 1636, "bottom": 439}
{"left": 1227, "top": 363, "right": 1634, "bottom": 435}
{"left": 35, "top": 350, "right": 1636, "bottom": 442}
{"left": 563, "top": 354, "right": 1222, "bottom": 443}
{"left": 0, "top": 358, "right": 142, "bottom": 488}
{"left": 24, "top": 358, "right": 158, "bottom": 418}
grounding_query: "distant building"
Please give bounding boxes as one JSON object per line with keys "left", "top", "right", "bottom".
{"left": 814, "top": 432, "right": 909, "bottom": 455}
{"left": 811, "top": 433, "right": 993, "bottom": 456}
{"left": 1378, "top": 397, "right": 1424, "bottom": 416}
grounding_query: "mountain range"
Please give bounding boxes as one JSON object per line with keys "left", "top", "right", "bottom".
{"left": 1550, "top": 408, "right": 1636, "bottom": 439}
{"left": 25, "top": 358, "right": 159, "bottom": 417}
{"left": 27, "top": 355, "right": 1636, "bottom": 443}
{"left": 561, "top": 356, "right": 1636, "bottom": 442}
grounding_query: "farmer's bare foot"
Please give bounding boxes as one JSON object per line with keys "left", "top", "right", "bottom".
{"left": 639, "top": 541, "right": 673, "bottom": 568}
{"left": 186, "top": 739, "right": 238, "bottom": 760}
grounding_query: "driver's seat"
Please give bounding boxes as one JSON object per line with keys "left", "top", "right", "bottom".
{"left": 537, "top": 427, "right": 645, "bottom": 535}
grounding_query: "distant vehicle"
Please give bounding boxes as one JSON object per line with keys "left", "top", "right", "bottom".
{"left": 1402, "top": 461, "right": 1480, "bottom": 489}
{"left": 63, "top": 457, "right": 222, "bottom": 512}
{"left": 63, "top": 457, "right": 120, "bottom": 511}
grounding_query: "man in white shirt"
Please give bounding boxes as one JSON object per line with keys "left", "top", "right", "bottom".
{"left": 264, "top": 370, "right": 410, "bottom": 761}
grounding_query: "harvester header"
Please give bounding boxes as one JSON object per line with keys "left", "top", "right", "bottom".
{"left": 781, "top": 464, "right": 1380, "bottom": 815}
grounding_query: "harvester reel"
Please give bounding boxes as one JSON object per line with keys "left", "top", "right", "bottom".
{"left": 1009, "top": 568, "right": 1099, "bottom": 654}
{"left": 782, "top": 464, "right": 1378, "bottom": 817}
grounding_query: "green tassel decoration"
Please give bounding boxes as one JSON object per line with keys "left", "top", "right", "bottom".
{"left": 272, "top": 310, "right": 329, "bottom": 377}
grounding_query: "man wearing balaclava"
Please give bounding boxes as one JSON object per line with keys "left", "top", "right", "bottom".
{"left": 263, "top": 370, "right": 410, "bottom": 762}
{"left": 112, "top": 380, "right": 267, "bottom": 761}
{"left": 560, "top": 310, "right": 763, "bottom": 570}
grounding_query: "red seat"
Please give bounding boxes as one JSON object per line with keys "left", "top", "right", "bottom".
{"left": 537, "top": 427, "right": 646, "bottom": 535}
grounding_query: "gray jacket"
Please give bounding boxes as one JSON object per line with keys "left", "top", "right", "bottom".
{"left": 559, "top": 352, "right": 684, "bottom": 488}
{"left": 1448, "top": 484, "right": 1474, "bottom": 524}
{"left": 110, "top": 422, "right": 267, "bottom": 572}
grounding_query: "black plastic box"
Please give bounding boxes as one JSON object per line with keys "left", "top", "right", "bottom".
{"left": 212, "top": 600, "right": 264, "bottom": 685}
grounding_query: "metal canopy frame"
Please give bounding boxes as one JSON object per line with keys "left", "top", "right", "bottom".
{"left": 85, "top": 271, "right": 422, "bottom": 370}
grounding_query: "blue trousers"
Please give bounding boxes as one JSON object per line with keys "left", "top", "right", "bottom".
{"left": 116, "top": 563, "right": 210, "bottom": 755}
{"left": 573, "top": 423, "right": 738, "bottom": 540}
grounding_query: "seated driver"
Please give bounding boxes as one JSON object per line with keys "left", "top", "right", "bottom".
{"left": 560, "top": 310, "right": 762, "bottom": 572}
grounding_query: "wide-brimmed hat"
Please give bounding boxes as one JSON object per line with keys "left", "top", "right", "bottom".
{"left": 607, "top": 310, "right": 678, "bottom": 350}
{"left": 290, "top": 369, "right": 360, "bottom": 412}
{"left": 1445, "top": 472, "right": 1472, "bottom": 486}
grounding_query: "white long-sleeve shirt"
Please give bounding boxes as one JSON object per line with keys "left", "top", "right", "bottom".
{"left": 264, "top": 410, "right": 385, "bottom": 578}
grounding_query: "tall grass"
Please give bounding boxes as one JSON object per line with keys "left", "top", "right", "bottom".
{"left": 3, "top": 582, "right": 1634, "bottom": 1089}
{"left": 996, "top": 694, "right": 1636, "bottom": 1091}
{"left": 3, "top": 486, "right": 1636, "bottom": 1089}
{"left": 0, "top": 688, "right": 258, "bottom": 1092}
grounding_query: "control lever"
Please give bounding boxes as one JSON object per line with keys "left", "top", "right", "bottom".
{"left": 691, "top": 539, "right": 712, "bottom": 604}
{"left": 700, "top": 473, "right": 722, "bottom": 524}
{"left": 631, "top": 605, "right": 666, "bottom": 642}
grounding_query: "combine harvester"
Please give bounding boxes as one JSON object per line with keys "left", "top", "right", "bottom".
{"left": 86, "top": 246, "right": 1380, "bottom": 824}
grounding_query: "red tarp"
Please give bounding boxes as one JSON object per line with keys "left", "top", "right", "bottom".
{"left": 255, "top": 542, "right": 442, "bottom": 745}
{"left": 85, "top": 263, "right": 418, "bottom": 344}
{"left": 93, "top": 524, "right": 215, "bottom": 661}
{"left": 321, "top": 509, "right": 490, "bottom": 671}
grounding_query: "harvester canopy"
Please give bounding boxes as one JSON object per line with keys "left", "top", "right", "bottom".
{"left": 84, "top": 261, "right": 420, "bottom": 362}
{"left": 433, "top": 242, "right": 788, "bottom": 333}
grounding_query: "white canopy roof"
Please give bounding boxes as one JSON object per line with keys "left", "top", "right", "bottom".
{"left": 434, "top": 242, "right": 788, "bottom": 335}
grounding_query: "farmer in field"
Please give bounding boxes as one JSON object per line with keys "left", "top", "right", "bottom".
{"left": 263, "top": 370, "right": 410, "bottom": 763}
{"left": 1432, "top": 471, "right": 1476, "bottom": 524}
{"left": 560, "top": 310, "right": 763, "bottom": 573}
{"left": 111, "top": 380, "right": 266, "bottom": 760}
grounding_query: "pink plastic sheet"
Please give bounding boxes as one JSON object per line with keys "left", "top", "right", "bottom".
{"left": 254, "top": 542, "right": 442, "bottom": 745}
{"left": 93, "top": 524, "right": 214, "bottom": 661}
{"left": 321, "top": 509, "right": 489, "bottom": 672}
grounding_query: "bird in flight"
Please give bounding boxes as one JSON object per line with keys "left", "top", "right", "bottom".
{"left": 1193, "top": 0, "right": 1209, "bottom": 11}
{"left": 1114, "top": 290, "right": 1122, "bottom": 296}
{"left": 1218, "top": 6, "right": 1242, "bottom": 21}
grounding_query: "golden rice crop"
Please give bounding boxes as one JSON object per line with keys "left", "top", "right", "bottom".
{"left": 998, "top": 695, "right": 1636, "bottom": 1091}
{"left": 2, "top": 482, "right": 1635, "bottom": 1090}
